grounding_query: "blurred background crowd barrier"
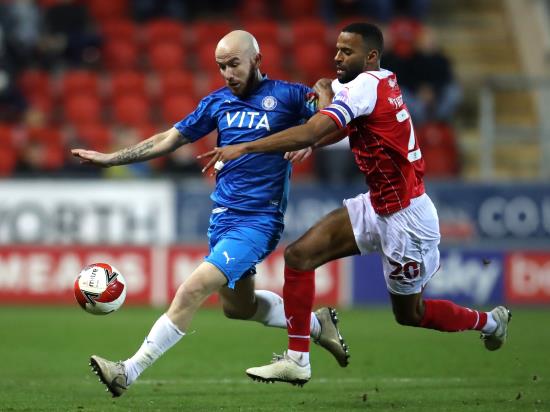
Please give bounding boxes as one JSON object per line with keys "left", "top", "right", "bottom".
{"left": 1, "top": 0, "right": 549, "bottom": 307}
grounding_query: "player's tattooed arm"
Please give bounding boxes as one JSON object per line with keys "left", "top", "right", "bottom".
{"left": 72, "top": 127, "right": 190, "bottom": 167}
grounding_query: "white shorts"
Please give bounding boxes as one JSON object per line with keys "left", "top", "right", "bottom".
{"left": 344, "top": 192, "right": 441, "bottom": 295}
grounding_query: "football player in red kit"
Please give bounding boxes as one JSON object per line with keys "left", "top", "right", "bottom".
{"left": 200, "top": 22, "right": 511, "bottom": 385}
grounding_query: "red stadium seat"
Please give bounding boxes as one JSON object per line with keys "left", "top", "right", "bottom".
{"left": 112, "top": 94, "right": 150, "bottom": 126}
{"left": 243, "top": 20, "right": 282, "bottom": 46}
{"left": 148, "top": 42, "right": 185, "bottom": 73}
{"left": 161, "top": 95, "right": 197, "bottom": 124}
{"left": 102, "top": 39, "right": 139, "bottom": 71}
{"left": 259, "top": 42, "right": 284, "bottom": 74}
{"left": 64, "top": 94, "right": 102, "bottom": 125}
{"left": 292, "top": 41, "right": 333, "bottom": 84}
{"left": 158, "top": 70, "right": 194, "bottom": 99}
{"left": 61, "top": 70, "right": 100, "bottom": 98}
{"left": 196, "top": 41, "right": 219, "bottom": 72}
{"left": 0, "top": 145, "right": 16, "bottom": 176}
{"left": 291, "top": 152, "right": 315, "bottom": 180}
{"left": 281, "top": 0, "right": 318, "bottom": 20}
{"left": 109, "top": 71, "right": 147, "bottom": 98}
{"left": 388, "top": 18, "right": 423, "bottom": 59}
{"left": 18, "top": 70, "right": 51, "bottom": 98}
{"left": 238, "top": 0, "right": 272, "bottom": 21}
{"left": 26, "top": 126, "right": 63, "bottom": 146}
{"left": 289, "top": 19, "right": 329, "bottom": 45}
{"left": 0, "top": 124, "right": 15, "bottom": 145}
{"left": 136, "top": 124, "right": 157, "bottom": 140}
{"left": 87, "top": 0, "right": 129, "bottom": 23}
{"left": 203, "top": 72, "right": 226, "bottom": 94}
{"left": 143, "top": 19, "right": 185, "bottom": 48}
{"left": 100, "top": 19, "right": 137, "bottom": 43}
{"left": 26, "top": 93, "right": 55, "bottom": 120}
{"left": 75, "top": 124, "right": 112, "bottom": 152}
{"left": 190, "top": 21, "right": 234, "bottom": 46}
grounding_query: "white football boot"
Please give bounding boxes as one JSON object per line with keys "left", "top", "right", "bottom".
{"left": 481, "top": 306, "right": 512, "bottom": 351}
{"left": 90, "top": 355, "right": 128, "bottom": 397}
{"left": 246, "top": 352, "right": 311, "bottom": 386}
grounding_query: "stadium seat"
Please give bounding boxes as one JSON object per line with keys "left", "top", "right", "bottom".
{"left": 87, "top": 0, "right": 129, "bottom": 23}
{"left": 60, "top": 70, "right": 100, "bottom": 98}
{"left": 18, "top": 70, "right": 51, "bottom": 98}
{"left": 0, "top": 145, "right": 16, "bottom": 176}
{"left": 243, "top": 20, "right": 282, "bottom": 46}
{"left": 237, "top": 0, "right": 272, "bottom": 21}
{"left": 143, "top": 19, "right": 185, "bottom": 48}
{"left": 418, "top": 122, "right": 459, "bottom": 177}
{"left": 388, "top": 18, "right": 424, "bottom": 59}
{"left": 109, "top": 71, "right": 147, "bottom": 98}
{"left": 0, "top": 124, "right": 15, "bottom": 144}
{"left": 291, "top": 151, "right": 315, "bottom": 180}
{"left": 25, "top": 127, "right": 65, "bottom": 171}
{"left": 148, "top": 42, "right": 185, "bottom": 73}
{"left": 203, "top": 72, "right": 226, "bottom": 94}
{"left": 190, "top": 21, "right": 234, "bottom": 46}
{"left": 289, "top": 18, "right": 329, "bottom": 45}
{"left": 75, "top": 124, "right": 112, "bottom": 152}
{"left": 196, "top": 41, "right": 220, "bottom": 72}
{"left": 158, "top": 70, "right": 194, "bottom": 99}
{"left": 292, "top": 41, "right": 333, "bottom": 84}
{"left": 258, "top": 42, "right": 284, "bottom": 74}
{"left": 100, "top": 19, "right": 137, "bottom": 43}
{"left": 64, "top": 94, "right": 102, "bottom": 125}
{"left": 26, "top": 93, "right": 55, "bottom": 120}
{"left": 102, "top": 39, "right": 139, "bottom": 71}
{"left": 26, "top": 126, "right": 63, "bottom": 146}
{"left": 112, "top": 94, "right": 150, "bottom": 126}
{"left": 161, "top": 95, "right": 197, "bottom": 124}
{"left": 280, "top": 0, "right": 318, "bottom": 20}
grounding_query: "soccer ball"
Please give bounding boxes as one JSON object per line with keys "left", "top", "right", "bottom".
{"left": 74, "top": 263, "right": 127, "bottom": 315}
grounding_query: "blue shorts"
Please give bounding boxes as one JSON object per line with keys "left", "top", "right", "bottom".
{"left": 205, "top": 206, "right": 284, "bottom": 289}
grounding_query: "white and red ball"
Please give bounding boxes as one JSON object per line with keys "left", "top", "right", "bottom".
{"left": 74, "top": 263, "right": 126, "bottom": 315}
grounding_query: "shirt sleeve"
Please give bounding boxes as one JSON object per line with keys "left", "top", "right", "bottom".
{"left": 173, "top": 95, "right": 217, "bottom": 142}
{"left": 320, "top": 73, "right": 378, "bottom": 128}
{"left": 293, "top": 84, "right": 318, "bottom": 120}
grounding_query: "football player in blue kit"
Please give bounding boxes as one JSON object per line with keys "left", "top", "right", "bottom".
{"left": 72, "top": 30, "right": 349, "bottom": 397}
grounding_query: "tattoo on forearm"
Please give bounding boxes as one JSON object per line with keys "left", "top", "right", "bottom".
{"left": 113, "top": 140, "right": 155, "bottom": 164}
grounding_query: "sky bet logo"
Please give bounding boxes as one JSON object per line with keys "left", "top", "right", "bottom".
{"left": 225, "top": 111, "right": 271, "bottom": 131}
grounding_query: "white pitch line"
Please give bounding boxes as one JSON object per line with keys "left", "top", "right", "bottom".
{"left": 134, "top": 377, "right": 467, "bottom": 386}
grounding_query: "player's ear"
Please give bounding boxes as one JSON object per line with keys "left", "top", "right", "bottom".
{"left": 254, "top": 52, "right": 262, "bottom": 68}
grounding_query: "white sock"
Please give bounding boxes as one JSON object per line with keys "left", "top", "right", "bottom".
{"left": 250, "top": 290, "right": 321, "bottom": 338}
{"left": 287, "top": 349, "right": 310, "bottom": 366}
{"left": 481, "top": 312, "right": 498, "bottom": 334}
{"left": 124, "top": 313, "right": 185, "bottom": 385}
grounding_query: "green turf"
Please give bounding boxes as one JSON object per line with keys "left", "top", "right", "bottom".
{"left": 0, "top": 306, "right": 548, "bottom": 412}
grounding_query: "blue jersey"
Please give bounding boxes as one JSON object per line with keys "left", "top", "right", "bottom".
{"left": 174, "top": 77, "right": 317, "bottom": 214}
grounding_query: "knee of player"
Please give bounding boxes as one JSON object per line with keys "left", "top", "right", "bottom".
{"left": 222, "top": 305, "right": 249, "bottom": 320}
{"left": 175, "top": 282, "right": 210, "bottom": 305}
{"left": 393, "top": 311, "right": 422, "bottom": 327}
{"left": 284, "top": 243, "right": 315, "bottom": 271}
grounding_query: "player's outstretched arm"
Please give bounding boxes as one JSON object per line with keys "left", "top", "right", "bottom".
{"left": 71, "top": 127, "right": 190, "bottom": 167}
{"left": 199, "top": 113, "right": 338, "bottom": 173}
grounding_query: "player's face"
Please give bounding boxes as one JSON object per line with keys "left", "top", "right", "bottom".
{"left": 334, "top": 32, "right": 371, "bottom": 83}
{"left": 216, "top": 52, "right": 259, "bottom": 97}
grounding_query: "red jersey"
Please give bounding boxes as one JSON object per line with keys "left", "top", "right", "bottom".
{"left": 320, "top": 69, "right": 425, "bottom": 215}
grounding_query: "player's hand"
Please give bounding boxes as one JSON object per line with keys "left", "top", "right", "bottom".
{"left": 313, "top": 78, "right": 333, "bottom": 95}
{"left": 284, "top": 147, "right": 312, "bottom": 163}
{"left": 71, "top": 149, "right": 114, "bottom": 167}
{"left": 197, "top": 144, "right": 247, "bottom": 175}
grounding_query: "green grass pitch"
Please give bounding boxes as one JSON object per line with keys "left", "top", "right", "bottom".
{"left": 0, "top": 306, "right": 549, "bottom": 411}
